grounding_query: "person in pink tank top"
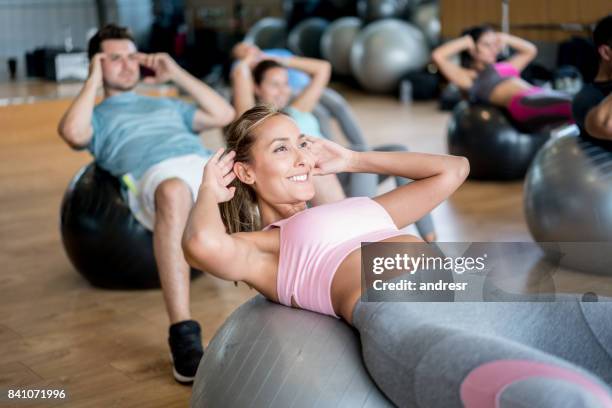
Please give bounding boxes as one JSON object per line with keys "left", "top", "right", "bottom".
{"left": 433, "top": 25, "right": 574, "bottom": 131}
{"left": 182, "top": 105, "right": 612, "bottom": 407}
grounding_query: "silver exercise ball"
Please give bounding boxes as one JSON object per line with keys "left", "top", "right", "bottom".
{"left": 524, "top": 127, "right": 612, "bottom": 276}
{"left": 320, "top": 17, "right": 362, "bottom": 76}
{"left": 244, "top": 17, "right": 287, "bottom": 49}
{"left": 191, "top": 296, "right": 393, "bottom": 407}
{"left": 411, "top": 2, "right": 440, "bottom": 47}
{"left": 350, "top": 19, "right": 429, "bottom": 93}
{"left": 288, "top": 17, "right": 329, "bottom": 58}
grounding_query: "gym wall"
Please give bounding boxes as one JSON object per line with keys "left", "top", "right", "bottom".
{"left": 0, "top": 0, "right": 98, "bottom": 79}
{"left": 185, "top": 0, "right": 283, "bottom": 33}
{"left": 441, "top": 0, "right": 611, "bottom": 41}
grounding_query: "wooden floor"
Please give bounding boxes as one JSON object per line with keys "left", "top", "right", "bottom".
{"left": 0, "top": 84, "right": 610, "bottom": 407}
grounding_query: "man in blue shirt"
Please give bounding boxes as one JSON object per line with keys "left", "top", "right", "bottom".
{"left": 572, "top": 14, "right": 612, "bottom": 145}
{"left": 58, "top": 24, "right": 235, "bottom": 383}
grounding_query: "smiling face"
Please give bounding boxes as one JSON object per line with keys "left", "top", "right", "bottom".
{"left": 100, "top": 39, "right": 140, "bottom": 91}
{"left": 471, "top": 30, "right": 501, "bottom": 66}
{"left": 235, "top": 114, "right": 316, "bottom": 204}
{"left": 254, "top": 66, "right": 292, "bottom": 109}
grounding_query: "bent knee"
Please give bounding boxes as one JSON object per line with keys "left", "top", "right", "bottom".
{"left": 154, "top": 178, "right": 193, "bottom": 211}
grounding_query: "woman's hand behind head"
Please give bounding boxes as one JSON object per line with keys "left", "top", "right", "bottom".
{"left": 201, "top": 148, "right": 237, "bottom": 203}
{"left": 307, "top": 137, "right": 356, "bottom": 176}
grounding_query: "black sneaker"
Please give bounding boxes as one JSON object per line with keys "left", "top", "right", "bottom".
{"left": 168, "top": 320, "right": 204, "bottom": 384}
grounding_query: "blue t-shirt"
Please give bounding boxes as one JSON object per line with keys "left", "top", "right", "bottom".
{"left": 89, "top": 92, "right": 211, "bottom": 180}
{"left": 572, "top": 81, "right": 612, "bottom": 147}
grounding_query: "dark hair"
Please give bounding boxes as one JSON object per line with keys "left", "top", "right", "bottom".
{"left": 593, "top": 14, "right": 612, "bottom": 50}
{"left": 460, "top": 24, "right": 496, "bottom": 68}
{"left": 252, "top": 59, "right": 285, "bottom": 85}
{"left": 88, "top": 24, "right": 135, "bottom": 59}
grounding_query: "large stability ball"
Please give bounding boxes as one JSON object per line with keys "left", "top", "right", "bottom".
{"left": 244, "top": 17, "right": 287, "bottom": 49}
{"left": 411, "top": 2, "right": 440, "bottom": 47}
{"left": 350, "top": 19, "right": 428, "bottom": 93}
{"left": 191, "top": 296, "right": 393, "bottom": 408}
{"left": 524, "top": 129, "right": 612, "bottom": 276}
{"left": 447, "top": 101, "right": 550, "bottom": 180}
{"left": 288, "top": 17, "right": 329, "bottom": 58}
{"left": 60, "top": 163, "right": 201, "bottom": 289}
{"left": 320, "top": 17, "right": 362, "bottom": 76}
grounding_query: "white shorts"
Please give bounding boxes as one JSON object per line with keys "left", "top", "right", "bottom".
{"left": 125, "top": 154, "right": 210, "bottom": 231}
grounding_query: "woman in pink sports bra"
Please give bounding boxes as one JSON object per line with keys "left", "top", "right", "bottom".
{"left": 183, "top": 104, "right": 468, "bottom": 322}
{"left": 182, "top": 105, "right": 612, "bottom": 407}
{"left": 433, "top": 25, "right": 573, "bottom": 131}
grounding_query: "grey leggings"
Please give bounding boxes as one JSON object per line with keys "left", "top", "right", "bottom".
{"left": 313, "top": 89, "right": 435, "bottom": 239}
{"left": 352, "top": 298, "right": 612, "bottom": 407}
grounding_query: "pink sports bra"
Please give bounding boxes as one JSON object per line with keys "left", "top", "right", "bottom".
{"left": 264, "top": 197, "right": 406, "bottom": 318}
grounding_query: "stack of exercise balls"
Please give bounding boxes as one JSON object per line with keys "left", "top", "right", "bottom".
{"left": 244, "top": 0, "right": 440, "bottom": 94}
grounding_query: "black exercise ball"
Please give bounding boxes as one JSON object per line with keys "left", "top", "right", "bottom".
{"left": 439, "top": 83, "right": 463, "bottom": 111}
{"left": 60, "top": 163, "right": 201, "bottom": 289}
{"left": 447, "top": 102, "right": 550, "bottom": 180}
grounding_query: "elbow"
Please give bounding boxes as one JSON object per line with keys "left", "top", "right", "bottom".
{"left": 317, "top": 60, "right": 332, "bottom": 81}
{"left": 453, "top": 156, "right": 470, "bottom": 183}
{"left": 322, "top": 60, "right": 332, "bottom": 76}
{"left": 58, "top": 124, "right": 85, "bottom": 150}
{"left": 181, "top": 231, "right": 221, "bottom": 269}
{"left": 220, "top": 105, "right": 236, "bottom": 126}
{"left": 431, "top": 50, "right": 442, "bottom": 65}
{"left": 431, "top": 49, "right": 446, "bottom": 67}
{"left": 586, "top": 114, "right": 612, "bottom": 141}
{"left": 527, "top": 44, "right": 538, "bottom": 60}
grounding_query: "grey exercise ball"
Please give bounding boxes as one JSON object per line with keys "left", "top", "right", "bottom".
{"left": 191, "top": 296, "right": 393, "bottom": 408}
{"left": 357, "top": 0, "right": 415, "bottom": 22}
{"left": 320, "top": 17, "right": 362, "bottom": 76}
{"left": 524, "top": 127, "right": 612, "bottom": 276}
{"left": 411, "top": 2, "right": 440, "bottom": 47}
{"left": 244, "top": 17, "right": 287, "bottom": 49}
{"left": 288, "top": 17, "right": 329, "bottom": 58}
{"left": 350, "top": 19, "right": 428, "bottom": 93}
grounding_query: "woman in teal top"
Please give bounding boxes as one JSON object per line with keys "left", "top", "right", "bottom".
{"left": 231, "top": 50, "right": 436, "bottom": 241}
{"left": 231, "top": 51, "right": 345, "bottom": 205}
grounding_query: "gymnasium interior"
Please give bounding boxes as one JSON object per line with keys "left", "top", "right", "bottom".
{"left": 1, "top": 0, "right": 612, "bottom": 407}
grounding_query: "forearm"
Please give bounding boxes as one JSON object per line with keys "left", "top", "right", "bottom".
{"left": 282, "top": 56, "right": 330, "bottom": 81}
{"left": 284, "top": 57, "right": 330, "bottom": 111}
{"left": 347, "top": 150, "right": 466, "bottom": 181}
{"left": 586, "top": 96, "right": 612, "bottom": 140}
{"left": 432, "top": 36, "right": 473, "bottom": 61}
{"left": 350, "top": 150, "right": 469, "bottom": 228}
{"left": 501, "top": 33, "right": 536, "bottom": 56}
{"left": 172, "top": 67, "right": 233, "bottom": 118}
{"left": 231, "top": 61, "right": 256, "bottom": 116}
{"left": 57, "top": 78, "right": 98, "bottom": 147}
